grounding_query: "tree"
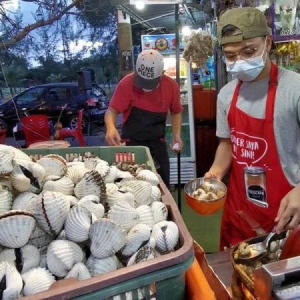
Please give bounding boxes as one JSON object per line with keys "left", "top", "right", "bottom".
{"left": 0, "top": 0, "right": 116, "bottom": 51}
{"left": 0, "top": 0, "right": 81, "bottom": 50}
{"left": 1, "top": 60, "right": 28, "bottom": 95}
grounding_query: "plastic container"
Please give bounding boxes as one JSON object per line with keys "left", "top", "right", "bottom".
{"left": 184, "top": 177, "right": 227, "bottom": 215}
{"left": 186, "top": 242, "right": 232, "bottom": 300}
{"left": 21, "top": 146, "right": 194, "bottom": 300}
{"left": 192, "top": 84, "right": 216, "bottom": 121}
{"left": 23, "top": 146, "right": 156, "bottom": 172}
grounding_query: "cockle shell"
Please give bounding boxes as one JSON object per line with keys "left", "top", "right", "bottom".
{"left": 64, "top": 195, "right": 79, "bottom": 207}
{"left": 94, "top": 159, "right": 110, "bottom": 177}
{"left": 37, "top": 154, "right": 68, "bottom": 177}
{"left": 0, "top": 177, "right": 13, "bottom": 192}
{"left": 136, "top": 169, "right": 160, "bottom": 186}
{"left": 39, "top": 248, "right": 48, "bottom": 269}
{"left": 0, "top": 245, "right": 40, "bottom": 273}
{"left": 0, "top": 210, "right": 36, "bottom": 248}
{"left": 151, "top": 221, "right": 179, "bottom": 253}
{"left": 83, "top": 157, "right": 102, "bottom": 170}
{"left": 108, "top": 200, "right": 139, "bottom": 232}
{"left": 106, "top": 189, "right": 135, "bottom": 209}
{"left": 67, "top": 161, "right": 85, "bottom": 168}
{"left": 0, "top": 249, "right": 15, "bottom": 266}
{"left": 27, "top": 225, "right": 53, "bottom": 250}
{"left": 11, "top": 191, "right": 37, "bottom": 212}
{"left": 46, "top": 239, "right": 84, "bottom": 277}
{"left": 78, "top": 196, "right": 105, "bottom": 220}
{"left": 116, "top": 169, "right": 135, "bottom": 180}
{"left": 79, "top": 194, "right": 100, "bottom": 203}
{"left": 104, "top": 166, "right": 134, "bottom": 183}
{"left": 150, "top": 186, "right": 162, "bottom": 202}
{"left": 56, "top": 229, "right": 67, "bottom": 240}
{"left": 0, "top": 148, "right": 15, "bottom": 174}
{"left": 21, "top": 244, "right": 41, "bottom": 273}
{"left": 0, "top": 261, "right": 23, "bottom": 300}
{"left": 86, "top": 254, "right": 120, "bottom": 276}
{"left": 120, "top": 223, "right": 152, "bottom": 258}
{"left": 0, "top": 144, "right": 31, "bottom": 170}
{"left": 33, "top": 191, "right": 70, "bottom": 237}
{"left": 89, "top": 219, "right": 127, "bottom": 259}
{"left": 66, "top": 162, "right": 89, "bottom": 185}
{"left": 65, "top": 205, "right": 92, "bottom": 243}
{"left": 45, "top": 175, "right": 61, "bottom": 181}
{"left": 74, "top": 170, "right": 106, "bottom": 204}
{"left": 106, "top": 182, "right": 119, "bottom": 194}
{"left": 43, "top": 176, "right": 74, "bottom": 195}
{"left": 10, "top": 160, "right": 46, "bottom": 194}
{"left": 102, "top": 165, "right": 119, "bottom": 183}
{"left": 65, "top": 262, "right": 91, "bottom": 280}
{"left": 269, "top": 240, "right": 280, "bottom": 253}
{"left": 0, "top": 145, "right": 30, "bottom": 163}
{"left": 9, "top": 171, "right": 30, "bottom": 193}
{"left": 118, "top": 180, "right": 153, "bottom": 206}
{"left": 136, "top": 205, "right": 155, "bottom": 228}
{"left": 0, "top": 183, "right": 13, "bottom": 215}
{"left": 22, "top": 267, "right": 56, "bottom": 296}
{"left": 127, "top": 246, "right": 160, "bottom": 267}
{"left": 150, "top": 201, "right": 168, "bottom": 223}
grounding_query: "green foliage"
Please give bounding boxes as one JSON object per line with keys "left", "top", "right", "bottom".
{"left": 81, "top": 0, "right": 115, "bottom": 27}
{"left": 0, "top": 1, "right": 126, "bottom": 89}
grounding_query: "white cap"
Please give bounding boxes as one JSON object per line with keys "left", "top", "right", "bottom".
{"left": 133, "top": 49, "right": 164, "bottom": 90}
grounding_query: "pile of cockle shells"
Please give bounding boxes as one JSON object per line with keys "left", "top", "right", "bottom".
{"left": 0, "top": 145, "right": 180, "bottom": 300}
{"left": 191, "top": 181, "right": 225, "bottom": 201}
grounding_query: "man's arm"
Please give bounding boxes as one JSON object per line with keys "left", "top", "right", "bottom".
{"left": 205, "top": 138, "right": 232, "bottom": 180}
{"left": 104, "top": 107, "right": 121, "bottom": 146}
{"left": 170, "top": 112, "right": 183, "bottom": 152}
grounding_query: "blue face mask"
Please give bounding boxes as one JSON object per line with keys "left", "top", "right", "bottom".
{"left": 225, "top": 43, "right": 267, "bottom": 82}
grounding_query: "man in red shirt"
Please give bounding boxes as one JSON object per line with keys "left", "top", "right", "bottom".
{"left": 105, "top": 49, "right": 183, "bottom": 187}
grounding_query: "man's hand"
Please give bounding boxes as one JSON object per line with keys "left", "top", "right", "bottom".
{"left": 105, "top": 127, "right": 121, "bottom": 146}
{"left": 204, "top": 171, "right": 221, "bottom": 181}
{"left": 275, "top": 185, "right": 300, "bottom": 233}
{"left": 170, "top": 136, "right": 183, "bottom": 153}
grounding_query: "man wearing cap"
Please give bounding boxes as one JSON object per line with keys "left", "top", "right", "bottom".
{"left": 105, "top": 49, "right": 183, "bottom": 187}
{"left": 204, "top": 7, "right": 300, "bottom": 249}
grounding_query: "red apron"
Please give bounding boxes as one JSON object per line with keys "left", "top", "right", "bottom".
{"left": 220, "top": 63, "right": 292, "bottom": 250}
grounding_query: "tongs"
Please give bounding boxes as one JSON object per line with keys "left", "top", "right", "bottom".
{"left": 237, "top": 226, "right": 288, "bottom": 263}
{"left": 236, "top": 210, "right": 267, "bottom": 236}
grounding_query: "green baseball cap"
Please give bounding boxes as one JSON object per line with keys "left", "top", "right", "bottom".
{"left": 217, "top": 7, "right": 271, "bottom": 45}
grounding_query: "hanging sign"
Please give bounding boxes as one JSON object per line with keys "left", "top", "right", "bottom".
{"left": 130, "top": 0, "right": 183, "bottom": 4}
{"left": 141, "top": 34, "right": 185, "bottom": 54}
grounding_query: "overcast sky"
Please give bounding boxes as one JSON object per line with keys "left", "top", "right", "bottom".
{"left": 3, "top": 0, "right": 103, "bottom": 66}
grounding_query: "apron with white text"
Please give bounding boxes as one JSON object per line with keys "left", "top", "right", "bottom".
{"left": 220, "top": 63, "right": 292, "bottom": 249}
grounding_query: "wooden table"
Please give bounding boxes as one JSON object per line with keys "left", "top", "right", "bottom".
{"left": 28, "top": 140, "right": 70, "bottom": 149}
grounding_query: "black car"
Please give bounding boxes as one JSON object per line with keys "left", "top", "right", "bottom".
{"left": 0, "top": 82, "right": 109, "bottom": 135}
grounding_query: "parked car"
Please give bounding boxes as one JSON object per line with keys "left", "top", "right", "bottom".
{"left": 0, "top": 82, "right": 109, "bottom": 136}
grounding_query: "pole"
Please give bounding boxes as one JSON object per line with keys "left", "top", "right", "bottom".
{"left": 116, "top": 10, "right": 134, "bottom": 78}
{"left": 175, "top": 4, "right": 181, "bottom": 212}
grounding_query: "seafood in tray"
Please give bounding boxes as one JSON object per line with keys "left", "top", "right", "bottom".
{"left": 230, "top": 228, "right": 295, "bottom": 297}
{"left": 0, "top": 145, "right": 181, "bottom": 299}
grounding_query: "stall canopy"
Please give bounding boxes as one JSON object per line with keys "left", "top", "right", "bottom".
{"left": 110, "top": 0, "right": 215, "bottom": 33}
